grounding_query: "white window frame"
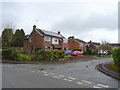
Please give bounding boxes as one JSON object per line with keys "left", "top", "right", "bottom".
{"left": 29, "top": 37, "right": 32, "bottom": 42}
{"left": 44, "top": 36, "right": 51, "bottom": 41}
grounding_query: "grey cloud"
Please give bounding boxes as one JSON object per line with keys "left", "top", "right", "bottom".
{"left": 52, "top": 10, "right": 117, "bottom": 35}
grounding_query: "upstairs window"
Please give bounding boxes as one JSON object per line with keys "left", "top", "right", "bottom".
{"left": 44, "top": 36, "right": 51, "bottom": 41}
{"left": 29, "top": 37, "right": 32, "bottom": 42}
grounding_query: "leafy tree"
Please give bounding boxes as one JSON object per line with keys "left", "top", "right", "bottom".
{"left": 12, "top": 29, "right": 25, "bottom": 47}
{"left": 2, "top": 28, "right": 13, "bottom": 48}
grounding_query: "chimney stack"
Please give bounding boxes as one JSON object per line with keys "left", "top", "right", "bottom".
{"left": 33, "top": 25, "right": 36, "bottom": 30}
{"left": 58, "top": 31, "right": 60, "bottom": 34}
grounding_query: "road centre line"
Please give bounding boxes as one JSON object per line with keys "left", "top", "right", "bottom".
{"left": 50, "top": 73, "right": 55, "bottom": 75}
{"left": 43, "top": 74, "right": 49, "bottom": 76}
{"left": 81, "top": 80, "right": 92, "bottom": 84}
{"left": 41, "top": 71, "right": 47, "bottom": 73}
{"left": 52, "top": 76, "right": 60, "bottom": 78}
{"left": 68, "top": 77, "right": 76, "bottom": 80}
{"left": 76, "top": 82, "right": 82, "bottom": 85}
{"left": 58, "top": 75, "right": 65, "bottom": 77}
{"left": 64, "top": 78, "right": 72, "bottom": 82}
{"left": 97, "top": 84, "right": 109, "bottom": 88}
{"left": 93, "top": 86, "right": 102, "bottom": 88}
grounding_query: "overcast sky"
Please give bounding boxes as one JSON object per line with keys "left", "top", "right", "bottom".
{"left": 1, "top": 0, "right": 119, "bottom": 43}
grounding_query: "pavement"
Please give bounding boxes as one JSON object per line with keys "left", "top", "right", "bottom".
{"left": 2, "top": 58, "right": 120, "bottom": 88}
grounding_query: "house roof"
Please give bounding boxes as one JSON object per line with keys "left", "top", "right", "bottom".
{"left": 36, "top": 29, "right": 63, "bottom": 38}
{"left": 74, "top": 38, "right": 86, "bottom": 43}
{"left": 88, "top": 41, "right": 100, "bottom": 45}
{"left": 109, "top": 43, "right": 120, "bottom": 47}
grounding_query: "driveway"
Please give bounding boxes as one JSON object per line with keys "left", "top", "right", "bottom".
{"left": 2, "top": 58, "right": 119, "bottom": 88}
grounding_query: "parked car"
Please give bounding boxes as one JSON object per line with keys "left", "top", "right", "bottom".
{"left": 65, "top": 51, "right": 72, "bottom": 55}
{"left": 71, "top": 51, "right": 82, "bottom": 56}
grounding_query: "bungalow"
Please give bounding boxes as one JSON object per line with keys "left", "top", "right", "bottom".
{"left": 23, "top": 25, "right": 66, "bottom": 54}
{"left": 68, "top": 36, "right": 86, "bottom": 52}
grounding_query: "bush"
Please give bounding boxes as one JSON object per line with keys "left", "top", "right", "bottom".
{"left": 72, "top": 48, "right": 82, "bottom": 52}
{"left": 82, "top": 51, "right": 87, "bottom": 55}
{"left": 92, "top": 50, "right": 98, "bottom": 55}
{"left": 33, "top": 50, "right": 65, "bottom": 61}
{"left": 2, "top": 49, "right": 15, "bottom": 60}
{"left": 16, "top": 54, "right": 31, "bottom": 61}
{"left": 112, "top": 47, "right": 120, "bottom": 65}
{"left": 35, "top": 48, "right": 43, "bottom": 52}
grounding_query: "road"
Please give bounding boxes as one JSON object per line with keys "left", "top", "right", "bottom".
{"left": 2, "top": 58, "right": 120, "bottom": 88}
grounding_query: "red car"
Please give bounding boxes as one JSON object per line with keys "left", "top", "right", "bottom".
{"left": 71, "top": 51, "right": 82, "bottom": 56}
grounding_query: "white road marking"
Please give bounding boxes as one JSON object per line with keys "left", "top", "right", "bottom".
{"left": 81, "top": 80, "right": 92, "bottom": 84}
{"left": 41, "top": 71, "right": 47, "bottom": 73}
{"left": 97, "top": 84, "right": 109, "bottom": 88}
{"left": 8, "top": 66, "right": 12, "bottom": 67}
{"left": 52, "top": 76, "right": 60, "bottom": 78}
{"left": 93, "top": 86, "right": 102, "bottom": 88}
{"left": 43, "top": 74, "right": 49, "bottom": 76}
{"left": 32, "top": 71, "right": 35, "bottom": 72}
{"left": 76, "top": 82, "right": 82, "bottom": 85}
{"left": 50, "top": 73, "right": 55, "bottom": 75}
{"left": 68, "top": 77, "right": 76, "bottom": 80}
{"left": 58, "top": 75, "right": 65, "bottom": 77}
{"left": 64, "top": 78, "right": 72, "bottom": 82}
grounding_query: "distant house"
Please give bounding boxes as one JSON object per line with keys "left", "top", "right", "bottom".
{"left": 109, "top": 43, "right": 120, "bottom": 49}
{"left": 23, "top": 25, "right": 67, "bottom": 54}
{"left": 87, "top": 40, "right": 101, "bottom": 50}
{"left": 68, "top": 36, "right": 86, "bottom": 52}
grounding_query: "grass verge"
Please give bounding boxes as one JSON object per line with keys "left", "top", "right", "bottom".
{"left": 108, "top": 63, "right": 120, "bottom": 72}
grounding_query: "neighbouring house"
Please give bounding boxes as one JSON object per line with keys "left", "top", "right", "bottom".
{"left": 68, "top": 36, "right": 86, "bottom": 52}
{"left": 109, "top": 43, "right": 120, "bottom": 49}
{"left": 87, "top": 40, "right": 101, "bottom": 50}
{"left": 23, "top": 25, "right": 66, "bottom": 54}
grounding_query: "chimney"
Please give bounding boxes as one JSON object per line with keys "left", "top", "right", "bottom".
{"left": 68, "top": 36, "right": 74, "bottom": 39}
{"left": 58, "top": 31, "right": 60, "bottom": 34}
{"left": 33, "top": 25, "right": 36, "bottom": 30}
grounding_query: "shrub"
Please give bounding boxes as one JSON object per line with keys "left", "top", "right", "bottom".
{"left": 16, "top": 54, "right": 31, "bottom": 61}
{"left": 11, "top": 50, "right": 21, "bottom": 60}
{"left": 72, "top": 48, "right": 82, "bottom": 52}
{"left": 35, "top": 48, "right": 43, "bottom": 52}
{"left": 112, "top": 47, "right": 120, "bottom": 65}
{"left": 82, "top": 51, "right": 87, "bottom": 55}
{"left": 2, "top": 49, "right": 15, "bottom": 59}
{"left": 92, "top": 50, "right": 98, "bottom": 55}
{"left": 33, "top": 50, "right": 65, "bottom": 61}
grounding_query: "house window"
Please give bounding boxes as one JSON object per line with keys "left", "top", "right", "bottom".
{"left": 54, "top": 38, "right": 58, "bottom": 42}
{"left": 52, "top": 38, "right": 59, "bottom": 44}
{"left": 29, "top": 37, "right": 32, "bottom": 42}
{"left": 44, "top": 36, "right": 51, "bottom": 41}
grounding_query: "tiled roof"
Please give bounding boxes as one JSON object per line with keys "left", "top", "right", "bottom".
{"left": 75, "top": 38, "right": 86, "bottom": 43}
{"left": 36, "top": 29, "right": 63, "bottom": 38}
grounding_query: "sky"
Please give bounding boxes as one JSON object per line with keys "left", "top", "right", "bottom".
{"left": 1, "top": 0, "right": 119, "bottom": 43}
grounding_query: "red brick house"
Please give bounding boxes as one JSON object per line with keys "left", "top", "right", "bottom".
{"left": 23, "top": 25, "right": 66, "bottom": 54}
{"left": 68, "top": 36, "right": 86, "bottom": 52}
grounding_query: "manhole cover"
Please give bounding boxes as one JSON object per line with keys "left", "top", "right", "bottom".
{"left": 37, "top": 68, "right": 45, "bottom": 70}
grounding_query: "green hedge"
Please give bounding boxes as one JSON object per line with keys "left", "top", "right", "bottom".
{"left": 33, "top": 50, "right": 65, "bottom": 61}
{"left": 112, "top": 47, "right": 120, "bottom": 65}
{"left": 2, "top": 49, "right": 31, "bottom": 61}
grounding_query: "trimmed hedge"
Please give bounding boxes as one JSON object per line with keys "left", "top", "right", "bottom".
{"left": 112, "top": 47, "right": 120, "bottom": 65}
{"left": 33, "top": 50, "right": 65, "bottom": 61}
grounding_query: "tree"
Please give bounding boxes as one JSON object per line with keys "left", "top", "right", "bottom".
{"left": 99, "top": 41, "right": 112, "bottom": 54}
{"left": 2, "top": 28, "right": 13, "bottom": 48}
{"left": 12, "top": 29, "right": 25, "bottom": 47}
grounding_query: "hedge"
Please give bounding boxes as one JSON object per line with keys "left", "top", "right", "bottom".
{"left": 112, "top": 47, "right": 120, "bottom": 65}
{"left": 33, "top": 50, "right": 65, "bottom": 61}
{"left": 2, "top": 49, "right": 31, "bottom": 61}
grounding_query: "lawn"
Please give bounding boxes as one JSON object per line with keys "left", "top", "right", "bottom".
{"left": 64, "top": 55, "right": 73, "bottom": 58}
{"left": 108, "top": 63, "right": 120, "bottom": 72}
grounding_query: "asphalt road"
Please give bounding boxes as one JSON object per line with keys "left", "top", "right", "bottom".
{"left": 2, "top": 58, "right": 120, "bottom": 88}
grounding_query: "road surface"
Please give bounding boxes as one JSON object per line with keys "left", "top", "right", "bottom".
{"left": 2, "top": 58, "right": 120, "bottom": 88}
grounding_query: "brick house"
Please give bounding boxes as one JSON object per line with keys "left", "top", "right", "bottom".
{"left": 68, "top": 36, "right": 86, "bottom": 52}
{"left": 23, "top": 25, "right": 66, "bottom": 54}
